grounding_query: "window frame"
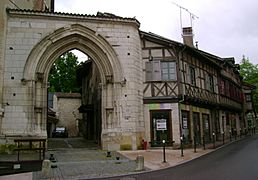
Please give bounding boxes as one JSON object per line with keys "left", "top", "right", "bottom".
{"left": 206, "top": 73, "right": 214, "bottom": 92}
{"left": 189, "top": 66, "right": 196, "bottom": 86}
{"left": 145, "top": 59, "right": 177, "bottom": 82}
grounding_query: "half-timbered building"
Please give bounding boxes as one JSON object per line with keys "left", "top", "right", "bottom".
{"left": 0, "top": 0, "right": 254, "bottom": 150}
{"left": 141, "top": 27, "right": 248, "bottom": 146}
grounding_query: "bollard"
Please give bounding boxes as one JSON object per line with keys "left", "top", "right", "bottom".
{"left": 49, "top": 154, "right": 57, "bottom": 168}
{"left": 234, "top": 129, "right": 237, "bottom": 140}
{"left": 41, "top": 159, "right": 51, "bottom": 178}
{"left": 203, "top": 136, "right": 205, "bottom": 150}
{"left": 222, "top": 132, "right": 224, "bottom": 145}
{"left": 135, "top": 155, "right": 144, "bottom": 171}
{"left": 194, "top": 136, "right": 197, "bottom": 153}
{"left": 212, "top": 132, "right": 215, "bottom": 149}
{"left": 106, "top": 151, "right": 111, "bottom": 157}
{"left": 180, "top": 136, "right": 184, "bottom": 157}
{"left": 162, "top": 140, "right": 166, "bottom": 163}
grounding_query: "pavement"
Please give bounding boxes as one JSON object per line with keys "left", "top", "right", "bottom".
{"left": 0, "top": 137, "right": 243, "bottom": 180}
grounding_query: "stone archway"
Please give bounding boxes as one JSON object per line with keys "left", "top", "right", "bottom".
{"left": 22, "top": 24, "right": 124, "bottom": 148}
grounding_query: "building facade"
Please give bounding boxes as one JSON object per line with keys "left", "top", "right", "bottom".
{"left": 0, "top": 0, "right": 254, "bottom": 150}
{"left": 141, "top": 29, "right": 249, "bottom": 146}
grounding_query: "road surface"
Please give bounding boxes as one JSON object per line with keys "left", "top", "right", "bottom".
{"left": 98, "top": 135, "right": 258, "bottom": 180}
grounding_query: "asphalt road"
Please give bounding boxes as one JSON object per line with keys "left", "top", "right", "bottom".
{"left": 97, "top": 134, "right": 258, "bottom": 180}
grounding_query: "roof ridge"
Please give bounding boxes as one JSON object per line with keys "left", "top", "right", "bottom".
{"left": 6, "top": 8, "right": 140, "bottom": 24}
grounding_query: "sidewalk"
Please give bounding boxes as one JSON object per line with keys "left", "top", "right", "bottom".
{"left": 119, "top": 147, "right": 213, "bottom": 170}
{"left": 0, "top": 138, "right": 242, "bottom": 179}
{"left": 119, "top": 138, "right": 233, "bottom": 171}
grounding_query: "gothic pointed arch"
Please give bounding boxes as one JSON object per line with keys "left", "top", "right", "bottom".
{"left": 22, "top": 24, "right": 123, "bottom": 84}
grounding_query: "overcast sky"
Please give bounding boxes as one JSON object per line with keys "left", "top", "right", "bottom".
{"left": 55, "top": 0, "right": 258, "bottom": 65}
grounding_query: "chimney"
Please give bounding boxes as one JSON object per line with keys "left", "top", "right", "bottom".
{"left": 182, "top": 27, "right": 194, "bottom": 47}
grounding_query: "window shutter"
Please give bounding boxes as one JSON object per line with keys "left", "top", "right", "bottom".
{"left": 145, "top": 61, "right": 152, "bottom": 82}
{"left": 213, "top": 75, "right": 217, "bottom": 93}
{"left": 205, "top": 73, "right": 209, "bottom": 90}
{"left": 152, "top": 60, "right": 161, "bottom": 81}
{"left": 195, "top": 68, "right": 199, "bottom": 86}
{"left": 185, "top": 64, "right": 190, "bottom": 84}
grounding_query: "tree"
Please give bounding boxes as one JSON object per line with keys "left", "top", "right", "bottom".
{"left": 48, "top": 51, "right": 80, "bottom": 93}
{"left": 239, "top": 55, "right": 258, "bottom": 113}
{"left": 239, "top": 55, "right": 258, "bottom": 84}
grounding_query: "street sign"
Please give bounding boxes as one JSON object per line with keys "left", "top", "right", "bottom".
{"left": 156, "top": 119, "right": 167, "bottom": 130}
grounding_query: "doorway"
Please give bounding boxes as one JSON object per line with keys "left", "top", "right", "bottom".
{"left": 202, "top": 114, "right": 211, "bottom": 143}
{"left": 150, "top": 110, "right": 172, "bottom": 146}
{"left": 193, "top": 112, "right": 201, "bottom": 144}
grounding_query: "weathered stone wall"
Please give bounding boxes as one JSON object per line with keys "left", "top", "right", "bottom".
{"left": 53, "top": 93, "right": 81, "bottom": 137}
{"left": 1, "top": 10, "right": 144, "bottom": 150}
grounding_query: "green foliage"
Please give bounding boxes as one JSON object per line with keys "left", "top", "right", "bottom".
{"left": 240, "top": 55, "right": 258, "bottom": 113}
{"left": 48, "top": 51, "right": 80, "bottom": 93}
{"left": 239, "top": 56, "right": 258, "bottom": 84}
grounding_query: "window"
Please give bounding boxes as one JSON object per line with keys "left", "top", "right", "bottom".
{"left": 189, "top": 66, "right": 196, "bottom": 85}
{"left": 206, "top": 74, "right": 214, "bottom": 92}
{"left": 220, "top": 79, "right": 225, "bottom": 95}
{"left": 145, "top": 60, "right": 176, "bottom": 82}
{"left": 246, "top": 94, "right": 251, "bottom": 101}
{"left": 161, "top": 61, "right": 176, "bottom": 81}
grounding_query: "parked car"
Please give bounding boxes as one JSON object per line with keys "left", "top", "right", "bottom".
{"left": 52, "top": 127, "right": 68, "bottom": 138}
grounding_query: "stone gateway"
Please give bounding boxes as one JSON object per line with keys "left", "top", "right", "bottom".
{"left": 0, "top": 0, "right": 255, "bottom": 151}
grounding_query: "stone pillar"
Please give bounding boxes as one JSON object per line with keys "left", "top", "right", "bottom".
{"left": 41, "top": 159, "right": 51, "bottom": 178}
{"left": 135, "top": 155, "right": 144, "bottom": 171}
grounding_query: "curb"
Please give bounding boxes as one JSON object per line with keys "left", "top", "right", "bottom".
{"left": 89, "top": 135, "right": 254, "bottom": 179}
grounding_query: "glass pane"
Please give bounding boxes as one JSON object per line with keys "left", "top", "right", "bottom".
{"left": 161, "top": 62, "right": 168, "bottom": 68}
{"left": 162, "top": 74, "right": 168, "bottom": 80}
{"left": 162, "top": 69, "right": 168, "bottom": 73}
{"left": 169, "top": 62, "right": 175, "bottom": 68}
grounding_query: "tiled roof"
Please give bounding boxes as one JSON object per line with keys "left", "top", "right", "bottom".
{"left": 140, "top": 31, "right": 228, "bottom": 67}
{"left": 6, "top": 8, "right": 140, "bottom": 26}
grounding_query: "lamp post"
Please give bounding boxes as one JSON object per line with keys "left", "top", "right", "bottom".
{"left": 194, "top": 135, "right": 197, "bottom": 153}
{"left": 222, "top": 131, "right": 224, "bottom": 145}
{"left": 203, "top": 135, "right": 205, "bottom": 150}
{"left": 162, "top": 140, "right": 166, "bottom": 163}
{"left": 212, "top": 132, "right": 215, "bottom": 149}
{"left": 180, "top": 136, "right": 184, "bottom": 157}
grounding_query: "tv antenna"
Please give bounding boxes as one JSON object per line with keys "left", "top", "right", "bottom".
{"left": 171, "top": 1, "right": 199, "bottom": 29}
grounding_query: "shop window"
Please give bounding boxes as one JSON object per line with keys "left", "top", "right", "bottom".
{"left": 181, "top": 110, "right": 190, "bottom": 143}
{"left": 202, "top": 114, "right": 211, "bottom": 142}
{"left": 150, "top": 110, "right": 172, "bottom": 146}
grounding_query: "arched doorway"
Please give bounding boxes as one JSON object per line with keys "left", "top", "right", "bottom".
{"left": 22, "top": 24, "right": 124, "bottom": 148}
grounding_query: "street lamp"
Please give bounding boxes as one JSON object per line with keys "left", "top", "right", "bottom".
{"left": 180, "top": 136, "right": 184, "bottom": 157}
{"left": 212, "top": 132, "right": 215, "bottom": 149}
